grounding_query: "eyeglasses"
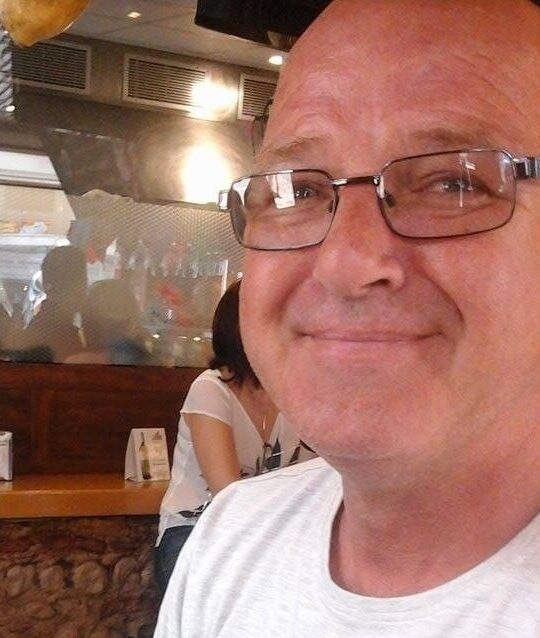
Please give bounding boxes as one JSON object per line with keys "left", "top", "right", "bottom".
{"left": 218, "top": 149, "right": 540, "bottom": 251}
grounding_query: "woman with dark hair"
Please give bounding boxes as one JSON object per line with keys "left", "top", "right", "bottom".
{"left": 154, "top": 279, "right": 313, "bottom": 594}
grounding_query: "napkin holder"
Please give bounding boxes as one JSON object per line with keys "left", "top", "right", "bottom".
{"left": 0, "top": 431, "right": 13, "bottom": 480}
{"left": 125, "top": 428, "right": 170, "bottom": 482}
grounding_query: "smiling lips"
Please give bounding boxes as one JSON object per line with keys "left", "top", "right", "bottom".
{"left": 295, "top": 328, "right": 443, "bottom": 363}
{"left": 304, "top": 330, "right": 436, "bottom": 343}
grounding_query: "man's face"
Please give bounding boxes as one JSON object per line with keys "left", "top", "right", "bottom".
{"left": 240, "top": 0, "right": 540, "bottom": 469}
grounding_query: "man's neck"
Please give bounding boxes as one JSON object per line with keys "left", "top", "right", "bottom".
{"left": 328, "top": 437, "right": 540, "bottom": 598}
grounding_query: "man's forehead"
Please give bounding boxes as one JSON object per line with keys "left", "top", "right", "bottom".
{"left": 281, "top": 0, "right": 540, "bottom": 83}
{"left": 296, "top": 2, "right": 538, "bottom": 70}
{"left": 261, "top": 0, "right": 540, "bottom": 164}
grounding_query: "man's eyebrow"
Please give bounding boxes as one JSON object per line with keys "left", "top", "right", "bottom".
{"left": 407, "top": 127, "right": 503, "bottom": 151}
{"left": 256, "top": 137, "right": 326, "bottom": 170}
{"left": 255, "top": 127, "right": 506, "bottom": 172}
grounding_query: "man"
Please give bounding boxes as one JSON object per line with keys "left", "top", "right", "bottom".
{"left": 19, "top": 245, "right": 87, "bottom": 361}
{"left": 155, "top": 0, "right": 540, "bottom": 635}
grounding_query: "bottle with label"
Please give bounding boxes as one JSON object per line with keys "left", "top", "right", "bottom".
{"left": 139, "top": 432, "right": 151, "bottom": 480}
{"left": 160, "top": 240, "right": 185, "bottom": 278}
{"left": 103, "top": 239, "right": 122, "bottom": 279}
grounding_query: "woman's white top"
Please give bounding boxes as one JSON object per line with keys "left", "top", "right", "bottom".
{"left": 157, "top": 369, "right": 311, "bottom": 545}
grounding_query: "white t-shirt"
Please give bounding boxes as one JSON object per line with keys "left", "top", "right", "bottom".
{"left": 157, "top": 369, "right": 312, "bottom": 544}
{"left": 155, "top": 457, "right": 540, "bottom": 637}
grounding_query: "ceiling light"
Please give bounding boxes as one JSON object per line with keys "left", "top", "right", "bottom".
{"left": 191, "top": 80, "right": 237, "bottom": 118}
{"left": 182, "top": 145, "right": 233, "bottom": 205}
{"left": 269, "top": 55, "right": 284, "bottom": 66}
{"left": 127, "top": 11, "right": 141, "bottom": 19}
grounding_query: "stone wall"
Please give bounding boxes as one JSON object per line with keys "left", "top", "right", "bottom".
{"left": 0, "top": 516, "right": 161, "bottom": 638}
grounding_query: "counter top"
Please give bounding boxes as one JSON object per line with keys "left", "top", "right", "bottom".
{"left": 0, "top": 474, "right": 169, "bottom": 519}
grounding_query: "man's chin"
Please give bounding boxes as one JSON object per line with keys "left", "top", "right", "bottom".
{"left": 279, "top": 388, "right": 451, "bottom": 464}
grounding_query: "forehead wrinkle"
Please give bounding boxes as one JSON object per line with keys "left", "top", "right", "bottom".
{"left": 259, "top": 102, "right": 352, "bottom": 170}
{"left": 401, "top": 46, "right": 536, "bottom": 105}
{"left": 265, "top": 47, "right": 539, "bottom": 171}
{"left": 257, "top": 130, "right": 351, "bottom": 172}
{"left": 405, "top": 127, "right": 508, "bottom": 153}
{"left": 256, "top": 137, "right": 322, "bottom": 170}
{"left": 364, "top": 40, "right": 537, "bottom": 143}
{"left": 256, "top": 125, "right": 517, "bottom": 177}
{"left": 265, "top": 77, "right": 352, "bottom": 137}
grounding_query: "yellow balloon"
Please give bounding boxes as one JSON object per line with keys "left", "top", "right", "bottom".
{"left": 0, "top": 0, "right": 90, "bottom": 47}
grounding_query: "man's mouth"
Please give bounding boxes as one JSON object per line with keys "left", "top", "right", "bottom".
{"left": 304, "top": 329, "right": 435, "bottom": 343}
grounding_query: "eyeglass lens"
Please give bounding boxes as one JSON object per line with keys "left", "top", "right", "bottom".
{"left": 381, "top": 150, "right": 516, "bottom": 238}
{"left": 230, "top": 170, "right": 335, "bottom": 250}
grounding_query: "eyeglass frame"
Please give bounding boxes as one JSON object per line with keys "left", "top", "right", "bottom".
{"left": 218, "top": 148, "right": 540, "bottom": 250}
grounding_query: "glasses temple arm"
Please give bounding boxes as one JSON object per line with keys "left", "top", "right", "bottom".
{"left": 515, "top": 157, "right": 540, "bottom": 180}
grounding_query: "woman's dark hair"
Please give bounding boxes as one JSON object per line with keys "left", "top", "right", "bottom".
{"left": 209, "top": 279, "right": 260, "bottom": 388}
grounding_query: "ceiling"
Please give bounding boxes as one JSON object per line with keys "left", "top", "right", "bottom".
{"left": 67, "top": 0, "right": 286, "bottom": 71}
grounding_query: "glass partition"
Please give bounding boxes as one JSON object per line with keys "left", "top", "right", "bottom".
{"left": 0, "top": 183, "right": 244, "bottom": 367}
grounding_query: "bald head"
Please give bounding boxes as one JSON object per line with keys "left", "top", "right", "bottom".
{"left": 293, "top": 0, "right": 540, "bottom": 67}
{"left": 261, "top": 0, "right": 540, "bottom": 168}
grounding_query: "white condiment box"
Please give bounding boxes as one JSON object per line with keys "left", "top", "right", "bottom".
{"left": 0, "top": 431, "right": 13, "bottom": 480}
{"left": 125, "top": 428, "right": 170, "bottom": 482}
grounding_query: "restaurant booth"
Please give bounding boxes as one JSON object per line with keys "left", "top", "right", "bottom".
{"left": 0, "top": 363, "right": 201, "bottom": 638}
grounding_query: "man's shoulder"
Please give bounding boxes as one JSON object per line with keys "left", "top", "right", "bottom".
{"left": 156, "top": 458, "right": 341, "bottom": 637}
{"left": 180, "top": 456, "right": 339, "bottom": 582}
{"left": 222, "top": 456, "right": 334, "bottom": 499}
{"left": 201, "top": 458, "right": 341, "bottom": 523}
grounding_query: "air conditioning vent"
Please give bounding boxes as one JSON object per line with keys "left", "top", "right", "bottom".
{"left": 12, "top": 40, "right": 90, "bottom": 93}
{"left": 238, "top": 73, "right": 277, "bottom": 120}
{"left": 124, "top": 55, "right": 207, "bottom": 111}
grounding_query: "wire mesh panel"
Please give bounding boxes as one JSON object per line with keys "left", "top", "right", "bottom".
{"left": 0, "top": 185, "right": 244, "bottom": 368}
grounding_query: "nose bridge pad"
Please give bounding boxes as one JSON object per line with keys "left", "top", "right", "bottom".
{"left": 376, "top": 175, "right": 385, "bottom": 200}
{"left": 315, "top": 177, "right": 406, "bottom": 294}
{"left": 375, "top": 174, "right": 397, "bottom": 210}
{"left": 330, "top": 175, "right": 386, "bottom": 237}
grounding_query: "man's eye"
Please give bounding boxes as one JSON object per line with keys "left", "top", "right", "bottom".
{"left": 293, "top": 185, "right": 318, "bottom": 200}
{"left": 429, "top": 178, "right": 474, "bottom": 194}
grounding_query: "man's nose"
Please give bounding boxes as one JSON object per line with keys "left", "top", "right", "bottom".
{"left": 312, "top": 187, "right": 407, "bottom": 297}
